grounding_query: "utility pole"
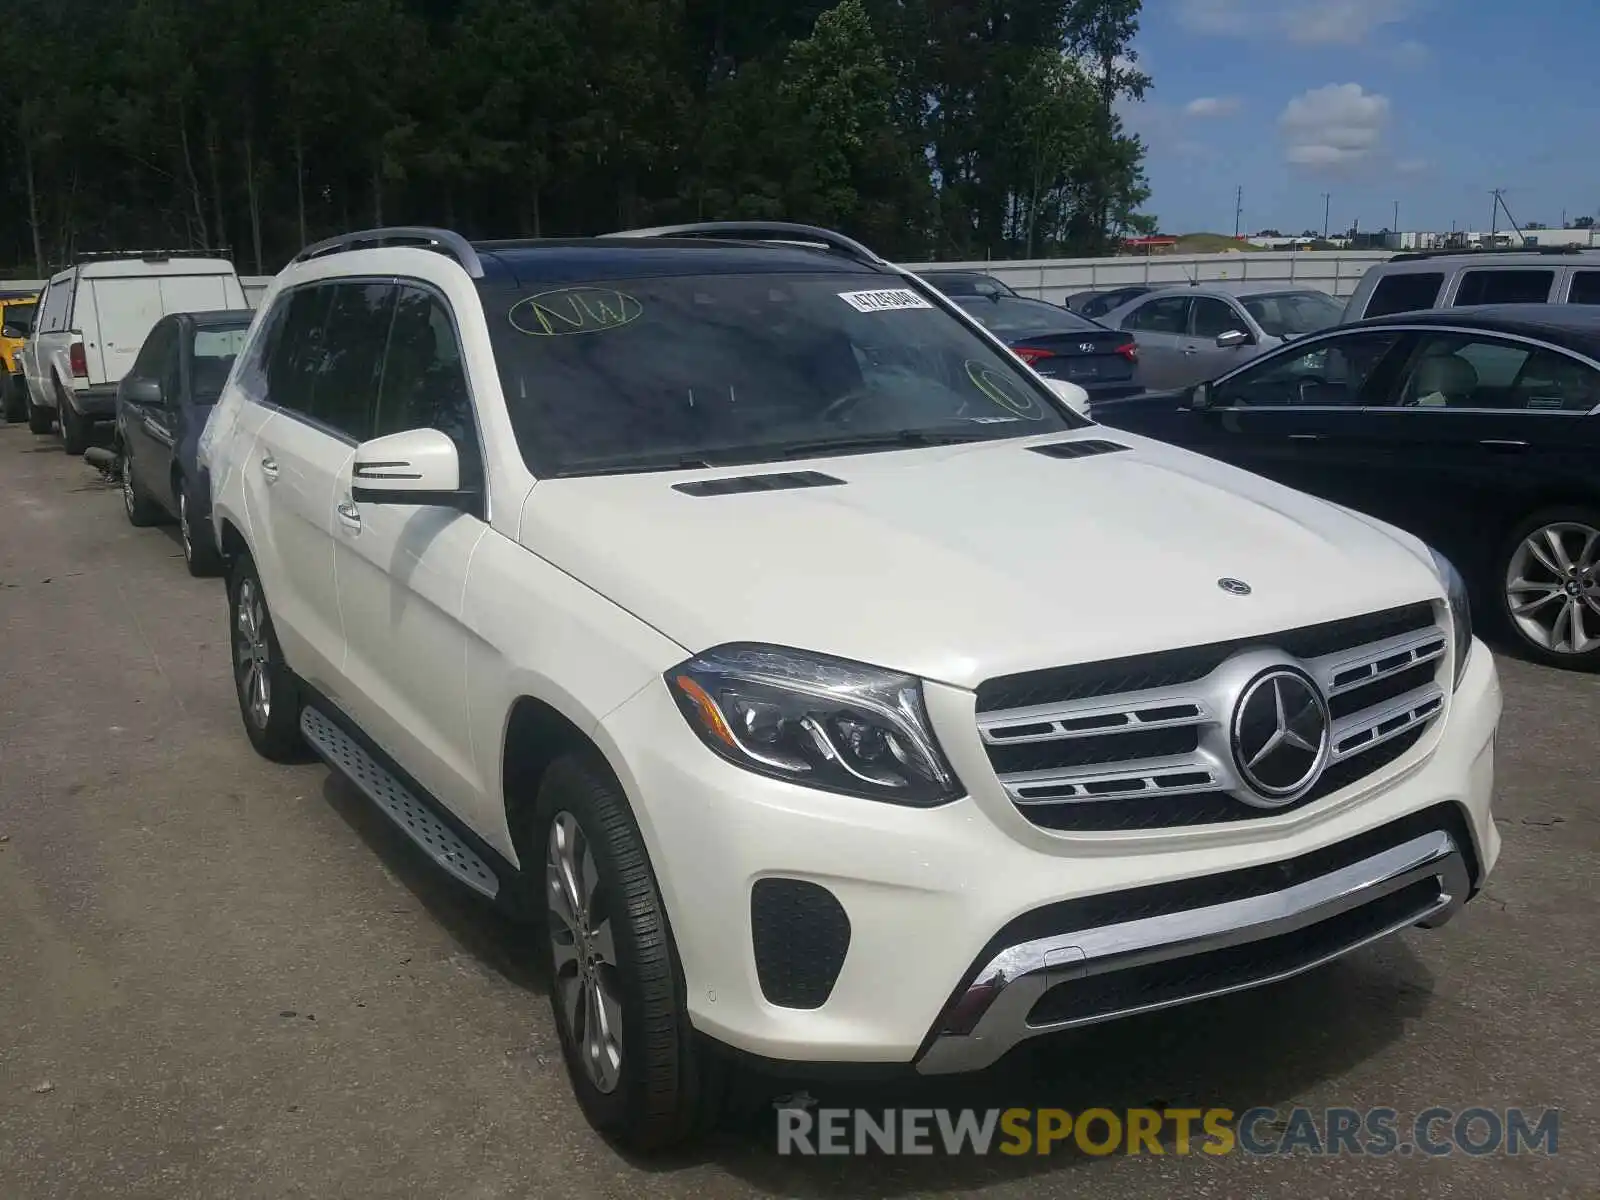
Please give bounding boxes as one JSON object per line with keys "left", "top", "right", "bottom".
{"left": 1392, "top": 200, "right": 1399, "bottom": 232}
{"left": 1234, "top": 185, "right": 1243, "bottom": 239}
{"left": 1490, "top": 189, "right": 1501, "bottom": 238}
{"left": 1322, "top": 193, "right": 1331, "bottom": 238}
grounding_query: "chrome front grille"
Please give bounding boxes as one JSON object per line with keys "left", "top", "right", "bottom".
{"left": 976, "top": 603, "right": 1447, "bottom": 831}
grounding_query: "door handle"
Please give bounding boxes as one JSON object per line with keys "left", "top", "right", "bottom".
{"left": 1288, "top": 433, "right": 1323, "bottom": 441}
{"left": 1182, "top": 347, "right": 1199, "bottom": 355}
{"left": 259, "top": 453, "right": 280, "bottom": 482}
{"left": 336, "top": 499, "right": 362, "bottom": 530}
{"left": 1480, "top": 439, "right": 1528, "bottom": 453}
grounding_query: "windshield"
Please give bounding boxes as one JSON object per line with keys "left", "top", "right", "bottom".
{"left": 191, "top": 324, "right": 249, "bottom": 403}
{"left": 3, "top": 302, "right": 36, "bottom": 334}
{"left": 1241, "top": 291, "right": 1343, "bottom": 338}
{"left": 482, "top": 271, "right": 1084, "bottom": 477}
{"left": 956, "top": 297, "right": 1105, "bottom": 339}
{"left": 923, "top": 272, "right": 1017, "bottom": 298}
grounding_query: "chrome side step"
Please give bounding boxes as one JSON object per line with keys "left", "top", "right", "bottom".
{"left": 300, "top": 706, "right": 500, "bottom": 899}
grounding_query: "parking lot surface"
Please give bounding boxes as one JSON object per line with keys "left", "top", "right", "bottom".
{"left": 1, "top": 423, "right": 1595, "bottom": 1199}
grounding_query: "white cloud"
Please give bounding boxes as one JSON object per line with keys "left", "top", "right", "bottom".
{"left": 1279, "top": 83, "right": 1390, "bottom": 169}
{"left": 1176, "top": 0, "right": 1415, "bottom": 46}
{"left": 1185, "top": 96, "right": 1241, "bottom": 118}
{"left": 1396, "top": 157, "right": 1432, "bottom": 175}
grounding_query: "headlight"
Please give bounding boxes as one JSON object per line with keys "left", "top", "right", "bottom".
{"left": 1430, "top": 548, "right": 1473, "bottom": 690}
{"left": 666, "top": 644, "right": 962, "bottom": 806}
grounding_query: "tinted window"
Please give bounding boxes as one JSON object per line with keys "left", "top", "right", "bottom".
{"left": 3, "top": 301, "right": 36, "bottom": 333}
{"left": 308, "top": 282, "right": 395, "bottom": 440}
{"left": 264, "top": 286, "right": 334, "bottom": 415}
{"left": 1241, "top": 291, "right": 1343, "bottom": 338}
{"left": 1125, "top": 296, "right": 1189, "bottom": 334}
{"left": 482, "top": 271, "right": 1082, "bottom": 476}
{"left": 1215, "top": 331, "right": 1401, "bottom": 408}
{"left": 1569, "top": 272, "right": 1600, "bottom": 305}
{"left": 1396, "top": 334, "right": 1600, "bottom": 411}
{"left": 956, "top": 297, "right": 1103, "bottom": 338}
{"left": 925, "top": 273, "right": 1016, "bottom": 298}
{"left": 1453, "top": 269, "right": 1554, "bottom": 307}
{"left": 1190, "top": 297, "right": 1246, "bottom": 338}
{"left": 375, "top": 286, "right": 478, "bottom": 482}
{"left": 37, "top": 281, "right": 71, "bottom": 333}
{"left": 1364, "top": 272, "right": 1443, "bottom": 318}
{"left": 190, "top": 325, "right": 251, "bottom": 403}
{"left": 131, "top": 319, "right": 179, "bottom": 380}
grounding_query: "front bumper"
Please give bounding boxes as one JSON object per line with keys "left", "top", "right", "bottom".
{"left": 597, "top": 639, "right": 1501, "bottom": 1069}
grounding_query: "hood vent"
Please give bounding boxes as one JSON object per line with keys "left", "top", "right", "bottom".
{"left": 674, "top": 470, "right": 846, "bottom": 497}
{"left": 1029, "top": 439, "right": 1131, "bottom": 461}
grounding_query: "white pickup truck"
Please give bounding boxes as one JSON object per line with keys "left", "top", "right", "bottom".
{"left": 17, "top": 252, "right": 248, "bottom": 452}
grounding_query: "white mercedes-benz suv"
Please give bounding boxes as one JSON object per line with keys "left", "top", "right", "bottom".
{"left": 201, "top": 223, "right": 1501, "bottom": 1150}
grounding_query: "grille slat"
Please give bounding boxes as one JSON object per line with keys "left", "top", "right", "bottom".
{"left": 977, "top": 602, "right": 1447, "bottom": 832}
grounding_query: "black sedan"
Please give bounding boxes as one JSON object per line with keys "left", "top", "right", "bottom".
{"left": 116, "top": 309, "right": 253, "bottom": 576}
{"left": 1091, "top": 304, "right": 1600, "bottom": 669}
{"left": 951, "top": 294, "right": 1141, "bottom": 401}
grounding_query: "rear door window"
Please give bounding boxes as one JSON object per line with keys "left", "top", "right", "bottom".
{"left": 1395, "top": 333, "right": 1600, "bottom": 411}
{"left": 1452, "top": 269, "right": 1554, "bottom": 306}
{"left": 1125, "top": 296, "right": 1190, "bottom": 334}
{"left": 1568, "top": 271, "right": 1600, "bottom": 305}
{"left": 1364, "top": 272, "right": 1443, "bottom": 318}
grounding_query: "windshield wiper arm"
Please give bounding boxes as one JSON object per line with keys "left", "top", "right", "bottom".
{"left": 774, "top": 430, "right": 993, "bottom": 460}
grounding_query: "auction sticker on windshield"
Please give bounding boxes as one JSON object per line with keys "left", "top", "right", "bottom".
{"left": 838, "top": 289, "right": 934, "bottom": 313}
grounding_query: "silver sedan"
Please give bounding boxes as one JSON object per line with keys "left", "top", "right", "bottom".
{"left": 1099, "top": 283, "right": 1344, "bottom": 390}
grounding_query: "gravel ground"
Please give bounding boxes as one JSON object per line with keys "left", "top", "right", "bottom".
{"left": 1, "top": 421, "right": 1595, "bottom": 1198}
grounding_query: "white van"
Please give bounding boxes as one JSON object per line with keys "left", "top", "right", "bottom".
{"left": 18, "top": 252, "right": 248, "bottom": 452}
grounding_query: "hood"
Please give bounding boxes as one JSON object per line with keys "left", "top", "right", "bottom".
{"left": 518, "top": 433, "right": 1443, "bottom": 690}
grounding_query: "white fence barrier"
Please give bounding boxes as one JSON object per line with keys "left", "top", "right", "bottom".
{"left": 900, "top": 250, "right": 1394, "bottom": 304}
{"left": 7, "top": 249, "right": 1396, "bottom": 311}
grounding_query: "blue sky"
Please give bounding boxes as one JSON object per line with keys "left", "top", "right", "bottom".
{"left": 1122, "top": 0, "right": 1600, "bottom": 236}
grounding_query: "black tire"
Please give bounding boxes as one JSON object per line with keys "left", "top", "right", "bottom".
{"left": 120, "top": 443, "right": 164, "bottom": 527}
{"left": 531, "top": 756, "right": 725, "bottom": 1151}
{"left": 178, "top": 483, "right": 223, "bottom": 577}
{"left": 56, "top": 381, "right": 90, "bottom": 454}
{"left": 1496, "top": 505, "right": 1600, "bottom": 672}
{"left": 227, "top": 554, "right": 309, "bottom": 762}
{"left": 3, "top": 374, "right": 25, "bottom": 423}
{"left": 25, "top": 385, "right": 52, "bottom": 435}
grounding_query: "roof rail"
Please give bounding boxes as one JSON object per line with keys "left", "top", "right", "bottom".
{"left": 71, "top": 247, "right": 233, "bottom": 265}
{"left": 602, "top": 221, "right": 886, "bottom": 267}
{"left": 1389, "top": 245, "right": 1593, "bottom": 263}
{"left": 292, "top": 226, "right": 484, "bottom": 278}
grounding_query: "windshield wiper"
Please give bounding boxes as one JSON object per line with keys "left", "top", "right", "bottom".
{"left": 773, "top": 430, "right": 995, "bottom": 460}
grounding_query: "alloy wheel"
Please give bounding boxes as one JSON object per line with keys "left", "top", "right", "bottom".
{"left": 546, "top": 811, "right": 623, "bottom": 1094}
{"left": 121, "top": 453, "right": 136, "bottom": 516}
{"left": 234, "top": 577, "right": 272, "bottom": 728}
{"left": 1505, "top": 521, "right": 1600, "bottom": 656}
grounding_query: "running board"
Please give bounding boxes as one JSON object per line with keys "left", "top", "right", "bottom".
{"left": 300, "top": 706, "right": 500, "bottom": 900}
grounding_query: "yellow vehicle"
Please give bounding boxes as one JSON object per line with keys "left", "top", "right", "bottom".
{"left": 2, "top": 288, "right": 39, "bottom": 423}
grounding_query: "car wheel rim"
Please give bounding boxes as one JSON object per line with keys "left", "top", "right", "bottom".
{"left": 121, "top": 455, "right": 135, "bottom": 515}
{"left": 1506, "top": 521, "right": 1600, "bottom": 656}
{"left": 546, "top": 810, "right": 623, "bottom": 1094}
{"left": 234, "top": 577, "right": 272, "bottom": 728}
{"left": 179, "top": 493, "right": 192, "bottom": 560}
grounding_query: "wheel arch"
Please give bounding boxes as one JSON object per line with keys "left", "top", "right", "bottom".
{"left": 501, "top": 695, "right": 626, "bottom": 873}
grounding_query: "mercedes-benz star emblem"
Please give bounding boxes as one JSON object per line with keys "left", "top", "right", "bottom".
{"left": 1231, "top": 669, "right": 1330, "bottom": 804}
{"left": 1218, "top": 577, "right": 1252, "bottom": 596}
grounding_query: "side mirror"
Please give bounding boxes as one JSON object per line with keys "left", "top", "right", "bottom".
{"left": 351, "top": 427, "right": 471, "bottom": 508}
{"left": 1190, "top": 382, "right": 1215, "bottom": 410}
{"left": 1044, "top": 377, "right": 1090, "bottom": 416}
{"left": 1, "top": 324, "right": 24, "bottom": 339}
{"left": 123, "top": 377, "right": 162, "bottom": 407}
{"left": 1216, "top": 329, "right": 1251, "bottom": 349}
